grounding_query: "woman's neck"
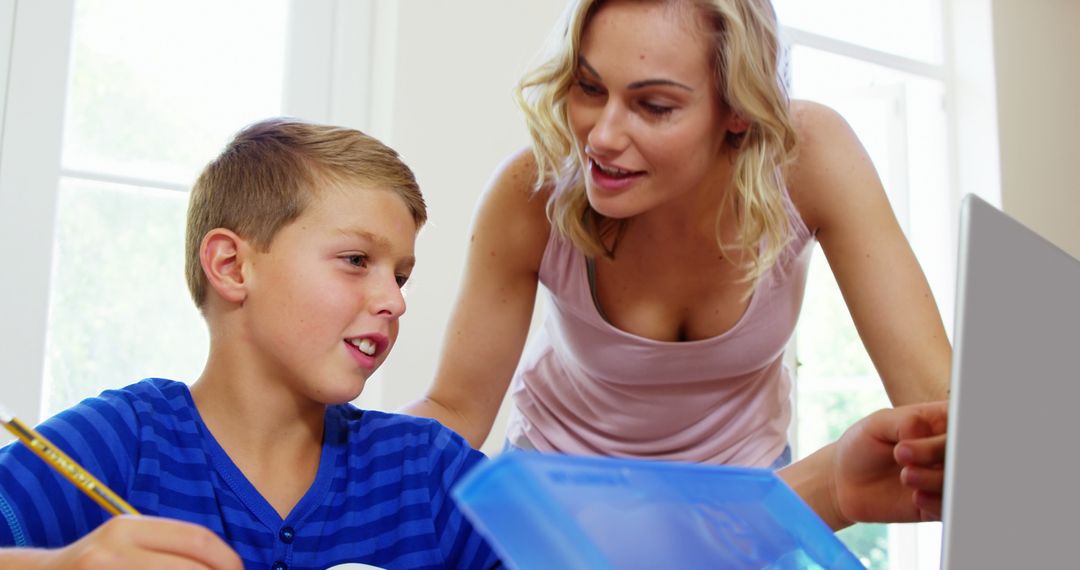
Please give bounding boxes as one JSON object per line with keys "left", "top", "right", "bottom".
{"left": 632, "top": 151, "right": 737, "bottom": 243}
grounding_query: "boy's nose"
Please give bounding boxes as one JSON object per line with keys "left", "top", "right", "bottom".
{"left": 370, "top": 277, "right": 407, "bottom": 318}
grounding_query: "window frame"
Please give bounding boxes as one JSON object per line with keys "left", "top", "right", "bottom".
{"left": 781, "top": 1, "right": 1000, "bottom": 568}
{"left": 0, "top": 0, "right": 382, "bottom": 430}
{"left": 0, "top": 0, "right": 75, "bottom": 426}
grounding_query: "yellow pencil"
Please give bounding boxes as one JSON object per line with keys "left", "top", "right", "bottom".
{"left": 0, "top": 406, "right": 139, "bottom": 516}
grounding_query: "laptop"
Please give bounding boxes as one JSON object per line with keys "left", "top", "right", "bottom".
{"left": 941, "top": 194, "right": 1080, "bottom": 568}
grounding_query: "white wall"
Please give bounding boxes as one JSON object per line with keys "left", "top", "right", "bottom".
{"left": 0, "top": 0, "right": 12, "bottom": 137}
{"left": 366, "top": 1, "right": 568, "bottom": 452}
{"left": 0, "top": 1, "right": 74, "bottom": 424}
{"left": 993, "top": 0, "right": 1080, "bottom": 259}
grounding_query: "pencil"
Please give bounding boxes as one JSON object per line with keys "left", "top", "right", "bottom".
{"left": 0, "top": 406, "right": 139, "bottom": 516}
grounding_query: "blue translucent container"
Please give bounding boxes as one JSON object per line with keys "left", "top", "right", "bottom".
{"left": 452, "top": 453, "right": 865, "bottom": 569}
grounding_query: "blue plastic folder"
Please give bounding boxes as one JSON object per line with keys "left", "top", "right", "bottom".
{"left": 452, "top": 452, "right": 865, "bottom": 569}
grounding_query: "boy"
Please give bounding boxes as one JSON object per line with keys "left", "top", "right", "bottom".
{"left": 0, "top": 119, "right": 499, "bottom": 569}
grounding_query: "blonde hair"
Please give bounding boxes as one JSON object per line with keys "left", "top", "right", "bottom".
{"left": 184, "top": 118, "right": 425, "bottom": 307}
{"left": 516, "top": 0, "right": 797, "bottom": 284}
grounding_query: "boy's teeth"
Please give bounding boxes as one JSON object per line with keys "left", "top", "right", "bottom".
{"left": 351, "top": 338, "right": 376, "bottom": 356}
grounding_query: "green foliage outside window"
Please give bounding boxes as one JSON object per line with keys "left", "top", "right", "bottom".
{"left": 797, "top": 247, "right": 891, "bottom": 569}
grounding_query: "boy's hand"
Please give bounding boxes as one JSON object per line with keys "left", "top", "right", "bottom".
{"left": 46, "top": 516, "right": 242, "bottom": 570}
{"left": 832, "top": 401, "right": 948, "bottom": 524}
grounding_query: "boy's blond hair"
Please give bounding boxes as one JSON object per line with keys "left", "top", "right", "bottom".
{"left": 517, "top": 0, "right": 797, "bottom": 286}
{"left": 184, "top": 118, "right": 425, "bottom": 307}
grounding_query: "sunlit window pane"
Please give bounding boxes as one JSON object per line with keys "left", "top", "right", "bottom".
{"left": 61, "top": 0, "right": 288, "bottom": 185}
{"left": 43, "top": 180, "right": 208, "bottom": 416}
{"left": 795, "top": 247, "right": 891, "bottom": 568}
{"left": 788, "top": 45, "right": 947, "bottom": 236}
{"left": 788, "top": 43, "right": 948, "bottom": 570}
{"left": 774, "top": 0, "right": 943, "bottom": 64}
{"left": 48, "top": 0, "right": 289, "bottom": 416}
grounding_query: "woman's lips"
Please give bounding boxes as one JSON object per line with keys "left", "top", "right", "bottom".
{"left": 588, "top": 159, "right": 645, "bottom": 192}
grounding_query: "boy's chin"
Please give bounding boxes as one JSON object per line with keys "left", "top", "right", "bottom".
{"left": 318, "top": 377, "right": 369, "bottom": 406}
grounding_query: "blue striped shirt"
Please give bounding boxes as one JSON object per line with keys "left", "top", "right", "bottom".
{"left": 0, "top": 378, "right": 498, "bottom": 570}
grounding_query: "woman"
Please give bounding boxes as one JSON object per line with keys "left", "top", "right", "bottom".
{"left": 406, "top": 0, "right": 949, "bottom": 469}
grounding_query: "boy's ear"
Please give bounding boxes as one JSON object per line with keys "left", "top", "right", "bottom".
{"left": 200, "top": 228, "right": 249, "bottom": 304}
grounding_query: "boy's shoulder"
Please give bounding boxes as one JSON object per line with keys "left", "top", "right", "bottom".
{"left": 340, "top": 406, "right": 446, "bottom": 429}
{"left": 90, "top": 377, "right": 194, "bottom": 419}
{"left": 28, "top": 378, "right": 200, "bottom": 456}
{"left": 330, "top": 405, "right": 486, "bottom": 461}
{"left": 86, "top": 376, "right": 186, "bottom": 399}
{"left": 46, "top": 377, "right": 188, "bottom": 422}
{"left": 119, "top": 377, "right": 190, "bottom": 399}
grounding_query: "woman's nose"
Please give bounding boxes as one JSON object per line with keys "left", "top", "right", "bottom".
{"left": 586, "top": 102, "right": 629, "bottom": 157}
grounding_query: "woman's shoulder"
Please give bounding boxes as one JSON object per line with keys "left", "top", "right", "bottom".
{"left": 789, "top": 99, "right": 853, "bottom": 136}
{"left": 477, "top": 146, "right": 553, "bottom": 243}
{"left": 489, "top": 146, "right": 551, "bottom": 202}
{"left": 785, "top": 99, "right": 867, "bottom": 231}
{"left": 790, "top": 98, "right": 844, "bottom": 123}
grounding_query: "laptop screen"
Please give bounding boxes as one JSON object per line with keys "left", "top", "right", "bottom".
{"left": 941, "top": 194, "right": 1080, "bottom": 568}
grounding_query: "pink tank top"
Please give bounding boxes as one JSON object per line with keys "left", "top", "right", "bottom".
{"left": 506, "top": 197, "right": 815, "bottom": 466}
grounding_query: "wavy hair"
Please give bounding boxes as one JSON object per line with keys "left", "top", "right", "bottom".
{"left": 516, "top": 0, "right": 797, "bottom": 285}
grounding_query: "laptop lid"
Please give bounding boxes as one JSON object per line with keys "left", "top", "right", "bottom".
{"left": 941, "top": 194, "right": 1080, "bottom": 568}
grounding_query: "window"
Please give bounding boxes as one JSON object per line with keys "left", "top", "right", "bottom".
{"left": 41, "top": 0, "right": 290, "bottom": 416}
{"left": 773, "top": 0, "right": 979, "bottom": 568}
{"left": 0, "top": 0, "right": 550, "bottom": 446}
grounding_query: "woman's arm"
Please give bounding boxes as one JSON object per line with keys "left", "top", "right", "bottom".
{"left": 788, "top": 100, "right": 951, "bottom": 405}
{"left": 401, "top": 149, "right": 552, "bottom": 447}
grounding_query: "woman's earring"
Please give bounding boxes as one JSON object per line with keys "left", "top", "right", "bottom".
{"left": 728, "top": 114, "right": 750, "bottom": 134}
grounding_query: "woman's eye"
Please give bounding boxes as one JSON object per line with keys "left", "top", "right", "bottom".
{"left": 576, "top": 79, "right": 605, "bottom": 97}
{"left": 641, "top": 101, "right": 674, "bottom": 116}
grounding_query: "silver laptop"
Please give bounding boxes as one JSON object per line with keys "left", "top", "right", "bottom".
{"left": 941, "top": 194, "right": 1080, "bottom": 568}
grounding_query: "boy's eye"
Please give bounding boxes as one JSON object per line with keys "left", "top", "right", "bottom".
{"left": 345, "top": 254, "right": 368, "bottom": 268}
{"left": 395, "top": 274, "right": 409, "bottom": 288}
